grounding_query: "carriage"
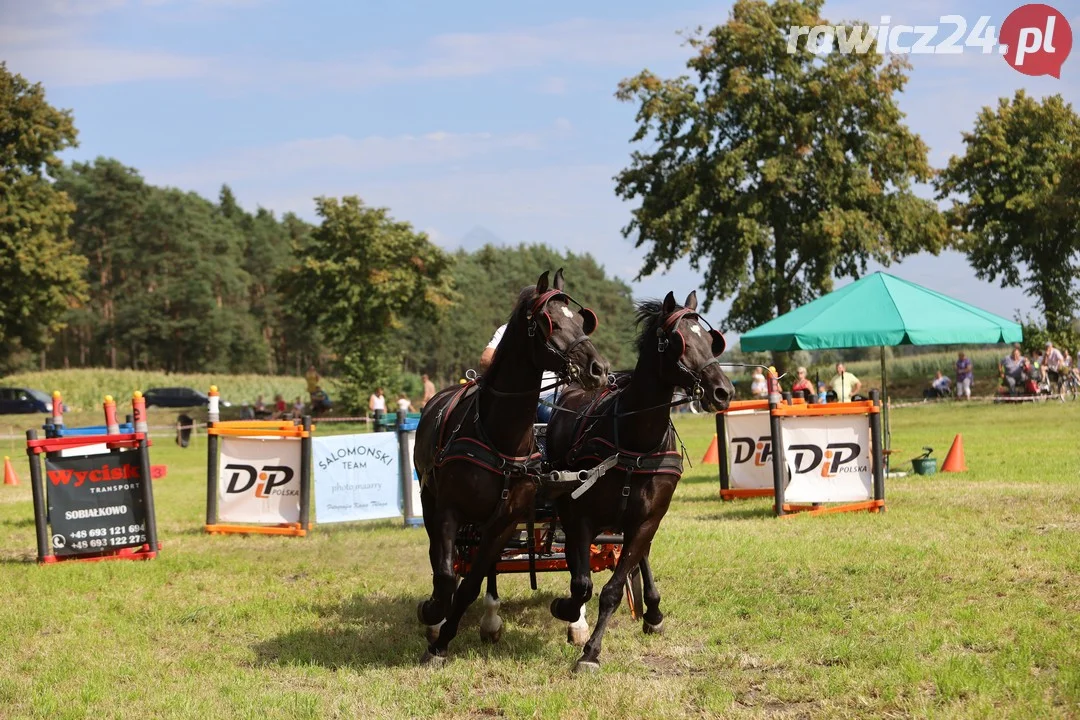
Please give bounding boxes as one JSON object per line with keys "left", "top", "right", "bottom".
{"left": 450, "top": 425, "right": 646, "bottom": 616}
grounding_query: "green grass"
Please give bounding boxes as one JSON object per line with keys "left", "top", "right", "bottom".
{"left": 1, "top": 402, "right": 1078, "bottom": 718}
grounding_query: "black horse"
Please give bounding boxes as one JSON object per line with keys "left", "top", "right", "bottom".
{"left": 413, "top": 269, "right": 610, "bottom": 665}
{"left": 545, "top": 291, "right": 735, "bottom": 672}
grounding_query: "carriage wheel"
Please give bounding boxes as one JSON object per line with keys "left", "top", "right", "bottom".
{"left": 625, "top": 565, "right": 644, "bottom": 620}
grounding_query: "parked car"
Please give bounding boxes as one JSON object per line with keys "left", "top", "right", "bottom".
{"left": 142, "top": 387, "right": 211, "bottom": 408}
{"left": 0, "top": 388, "right": 66, "bottom": 415}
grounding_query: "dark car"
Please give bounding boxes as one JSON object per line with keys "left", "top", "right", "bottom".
{"left": 142, "top": 387, "right": 210, "bottom": 408}
{"left": 0, "top": 388, "right": 65, "bottom": 414}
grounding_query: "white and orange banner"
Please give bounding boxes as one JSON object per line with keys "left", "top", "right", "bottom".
{"left": 218, "top": 436, "right": 303, "bottom": 524}
{"left": 724, "top": 410, "right": 775, "bottom": 490}
{"left": 780, "top": 415, "right": 873, "bottom": 503}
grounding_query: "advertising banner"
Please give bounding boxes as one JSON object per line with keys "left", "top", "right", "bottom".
{"left": 218, "top": 437, "right": 302, "bottom": 524}
{"left": 780, "top": 414, "right": 873, "bottom": 503}
{"left": 45, "top": 450, "right": 148, "bottom": 557}
{"left": 312, "top": 432, "right": 400, "bottom": 523}
{"left": 725, "top": 410, "right": 776, "bottom": 490}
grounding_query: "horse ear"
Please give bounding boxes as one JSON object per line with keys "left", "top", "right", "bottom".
{"left": 684, "top": 290, "right": 698, "bottom": 311}
{"left": 662, "top": 291, "right": 677, "bottom": 314}
{"left": 553, "top": 267, "right": 565, "bottom": 291}
{"left": 536, "top": 271, "right": 550, "bottom": 294}
{"left": 580, "top": 308, "right": 598, "bottom": 335}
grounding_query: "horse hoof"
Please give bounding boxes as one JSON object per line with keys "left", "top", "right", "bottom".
{"left": 643, "top": 619, "right": 664, "bottom": 635}
{"left": 420, "top": 650, "right": 446, "bottom": 667}
{"left": 479, "top": 625, "right": 502, "bottom": 644}
{"left": 567, "top": 624, "right": 589, "bottom": 646}
{"left": 573, "top": 659, "right": 600, "bottom": 674}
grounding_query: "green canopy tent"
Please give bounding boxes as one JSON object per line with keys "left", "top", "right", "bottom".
{"left": 739, "top": 271, "right": 1023, "bottom": 450}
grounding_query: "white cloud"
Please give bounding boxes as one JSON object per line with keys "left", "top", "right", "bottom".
{"left": 4, "top": 44, "right": 210, "bottom": 86}
{"left": 150, "top": 128, "right": 547, "bottom": 188}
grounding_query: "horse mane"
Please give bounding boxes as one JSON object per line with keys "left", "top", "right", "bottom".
{"left": 634, "top": 299, "right": 667, "bottom": 355}
{"left": 486, "top": 284, "right": 537, "bottom": 371}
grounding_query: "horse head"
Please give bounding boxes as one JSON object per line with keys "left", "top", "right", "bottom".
{"left": 523, "top": 268, "right": 609, "bottom": 390}
{"left": 650, "top": 290, "right": 734, "bottom": 411}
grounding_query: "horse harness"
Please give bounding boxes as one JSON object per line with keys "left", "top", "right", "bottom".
{"left": 565, "top": 384, "right": 685, "bottom": 529}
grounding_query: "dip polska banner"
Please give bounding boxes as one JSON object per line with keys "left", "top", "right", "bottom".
{"left": 780, "top": 414, "right": 873, "bottom": 503}
{"left": 312, "top": 433, "right": 400, "bottom": 523}
{"left": 45, "top": 451, "right": 148, "bottom": 557}
{"left": 218, "top": 437, "right": 303, "bottom": 524}
{"left": 724, "top": 410, "right": 775, "bottom": 490}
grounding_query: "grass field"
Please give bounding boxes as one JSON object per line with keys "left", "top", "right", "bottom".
{"left": 0, "top": 402, "right": 1078, "bottom": 718}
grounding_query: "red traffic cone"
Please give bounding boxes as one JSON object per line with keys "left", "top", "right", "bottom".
{"left": 3, "top": 456, "right": 19, "bottom": 486}
{"left": 941, "top": 434, "right": 968, "bottom": 472}
{"left": 702, "top": 434, "right": 719, "bottom": 464}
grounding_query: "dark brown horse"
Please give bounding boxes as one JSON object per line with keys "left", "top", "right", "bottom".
{"left": 545, "top": 290, "right": 734, "bottom": 672}
{"left": 413, "top": 269, "right": 610, "bottom": 665}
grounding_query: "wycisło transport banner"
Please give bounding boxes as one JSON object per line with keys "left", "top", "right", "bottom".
{"left": 45, "top": 450, "right": 149, "bottom": 556}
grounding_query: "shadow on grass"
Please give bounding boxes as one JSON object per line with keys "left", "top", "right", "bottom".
{"left": 254, "top": 590, "right": 554, "bottom": 669}
{"left": 690, "top": 506, "right": 775, "bottom": 522}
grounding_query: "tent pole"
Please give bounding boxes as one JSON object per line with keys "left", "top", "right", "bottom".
{"left": 880, "top": 345, "right": 891, "bottom": 458}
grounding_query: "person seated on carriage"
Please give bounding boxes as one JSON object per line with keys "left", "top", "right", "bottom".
{"left": 481, "top": 324, "right": 561, "bottom": 423}
{"left": 789, "top": 366, "right": 814, "bottom": 401}
{"left": 999, "top": 346, "right": 1028, "bottom": 396}
{"left": 924, "top": 370, "right": 952, "bottom": 399}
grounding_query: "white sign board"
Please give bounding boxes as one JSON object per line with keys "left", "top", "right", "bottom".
{"left": 780, "top": 414, "right": 873, "bottom": 503}
{"left": 312, "top": 433, "right": 400, "bottom": 523}
{"left": 218, "top": 436, "right": 302, "bottom": 524}
{"left": 725, "top": 410, "right": 776, "bottom": 490}
{"left": 403, "top": 430, "right": 423, "bottom": 524}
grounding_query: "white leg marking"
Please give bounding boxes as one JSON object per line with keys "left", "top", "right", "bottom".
{"left": 479, "top": 593, "right": 503, "bottom": 642}
{"left": 567, "top": 604, "right": 590, "bottom": 646}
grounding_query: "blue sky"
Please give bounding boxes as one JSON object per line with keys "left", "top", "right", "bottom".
{"left": 3, "top": 0, "right": 1078, "bottom": 334}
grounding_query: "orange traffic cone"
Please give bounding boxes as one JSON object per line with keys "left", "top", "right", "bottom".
{"left": 941, "top": 434, "right": 968, "bottom": 472}
{"left": 3, "top": 456, "right": 19, "bottom": 486}
{"left": 702, "top": 434, "right": 719, "bottom": 464}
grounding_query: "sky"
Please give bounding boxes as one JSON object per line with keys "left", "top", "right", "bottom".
{"left": 2, "top": 0, "right": 1078, "bottom": 338}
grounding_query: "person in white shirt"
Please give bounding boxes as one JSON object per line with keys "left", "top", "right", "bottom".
{"left": 369, "top": 387, "right": 387, "bottom": 428}
{"left": 480, "top": 324, "right": 560, "bottom": 422}
{"left": 396, "top": 393, "right": 414, "bottom": 413}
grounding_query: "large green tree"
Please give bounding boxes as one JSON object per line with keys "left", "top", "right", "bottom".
{"left": 0, "top": 63, "right": 88, "bottom": 367}
{"left": 280, "top": 196, "right": 453, "bottom": 409}
{"left": 614, "top": 0, "right": 945, "bottom": 351}
{"left": 936, "top": 91, "right": 1080, "bottom": 335}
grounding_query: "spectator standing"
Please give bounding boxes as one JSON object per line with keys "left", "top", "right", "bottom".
{"left": 397, "top": 393, "right": 414, "bottom": 414}
{"left": 305, "top": 365, "right": 320, "bottom": 394}
{"left": 369, "top": 387, "right": 387, "bottom": 428}
{"left": 829, "top": 363, "right": 861, "bottom": 402}
{"left": 421, "top": 374, "right": 436, "bottom": 408}
{"left": 955, "top": 352, "right": 973, "bottom": 400}
{"left": 749, "top": 369, "right": 768, "bottom": 399}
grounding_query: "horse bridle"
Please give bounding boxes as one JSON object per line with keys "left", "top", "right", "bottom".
{"left": 656, "top": 308, "right": 727, "bottom": 400}
{"left": 527, "top": 289, "right": 598, "bottom": 384}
